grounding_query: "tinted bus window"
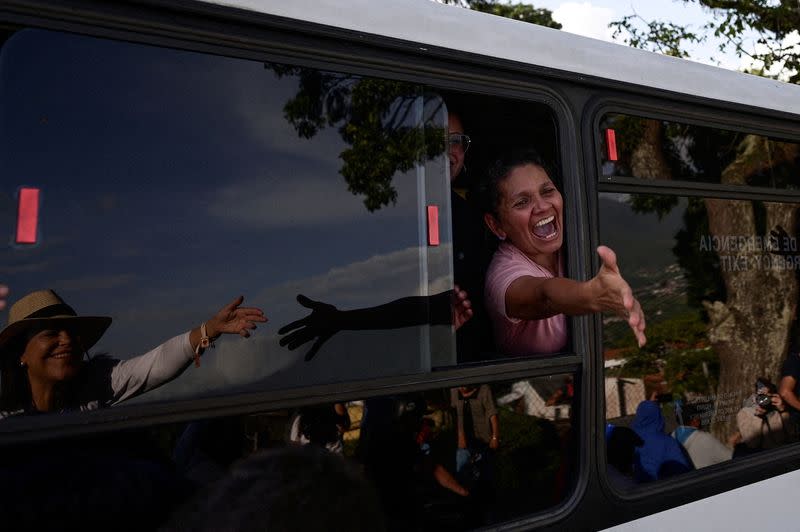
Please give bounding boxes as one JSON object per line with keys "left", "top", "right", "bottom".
{"left": 599, "top": 113, "right": 800, "bottom": 190}
{"left": 0, "top": 28, "right": 454, "bottom": 409}
{"left": 600, "top": 191, "right": 800, "bottom": 486}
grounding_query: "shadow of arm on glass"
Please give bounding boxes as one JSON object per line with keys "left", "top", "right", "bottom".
{"left": 278, "top": 286, "right": 473, "bottom": 361}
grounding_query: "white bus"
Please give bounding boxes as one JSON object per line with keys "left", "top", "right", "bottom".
{"left": 2, "top": 0, "right": 800, "bottom": 529}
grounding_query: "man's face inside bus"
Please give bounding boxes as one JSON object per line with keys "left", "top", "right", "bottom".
{"left": 448, "top": 113, "right": 467, "bottom": 181}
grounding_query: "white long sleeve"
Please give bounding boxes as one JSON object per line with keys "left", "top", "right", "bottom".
{"left": 107, "top": 332, "right": 195, "bottom": 404}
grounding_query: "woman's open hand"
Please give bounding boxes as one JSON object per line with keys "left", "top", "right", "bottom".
{"left": 593, "top": 246, "right": 646, "bottom": 347}
{"left": 206, "top": 296, "right": 267, "bottom": 338}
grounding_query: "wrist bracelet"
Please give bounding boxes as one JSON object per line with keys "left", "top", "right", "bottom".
{"left": 194, "top": 322, "right": 214, "bottom": 367}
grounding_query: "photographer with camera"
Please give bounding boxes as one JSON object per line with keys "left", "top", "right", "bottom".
{"left": 734, "top": 378, "right": 789, "bottom": 456}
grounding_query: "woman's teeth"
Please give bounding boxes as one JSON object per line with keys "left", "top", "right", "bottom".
{"left": 532, "top": 216, "right": 558, "bottom": 239}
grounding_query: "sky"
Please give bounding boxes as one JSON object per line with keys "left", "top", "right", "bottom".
{"left": 528, "top": 0, "right": 798, "bottom": 78}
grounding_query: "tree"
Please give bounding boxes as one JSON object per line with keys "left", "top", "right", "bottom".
{"left": 265, "top": 2, "right": 559, "bottom": 213}
{"left": 266, "top": 64, "right": 445, "bottom": 212}
{"left": 610, "top": 2, "right": 800, "bottom": 439}
{"left": 443, "top": 0, "right": 561, "bottom": 29}
{"left": 612, "top": 1, "right": 800, "bottom": 81}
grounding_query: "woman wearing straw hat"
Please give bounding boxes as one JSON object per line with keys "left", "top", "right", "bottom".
{"left": 0, "top": 289, "right": 266, "bottom": 418}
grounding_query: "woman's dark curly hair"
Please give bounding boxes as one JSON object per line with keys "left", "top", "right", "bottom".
{"left": 0, "top": 335, "right": 32, "bottom": 412}
{"left": 477, "top": 147, "right": 558, "bottom": 217}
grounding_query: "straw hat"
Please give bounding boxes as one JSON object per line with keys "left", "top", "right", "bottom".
{"left": 0, "top": 289, "right": 111, "bottom": 352}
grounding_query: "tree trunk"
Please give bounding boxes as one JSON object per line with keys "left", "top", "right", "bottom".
{"left": 627, "top": 124, "right": 799, "bottom": 441}
{"left": 703, "top": 136, "right": 799, "bottom": 440}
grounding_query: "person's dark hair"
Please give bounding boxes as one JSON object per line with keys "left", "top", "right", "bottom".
{"left": 0, "top": 338, "right": 31, "bottom": 412}
{"left": 607, "top": 426, "right": 643, "bottom": 474}
{"left": 755, "top": 376, "right": 777, "bottom": 393}
{"left": 677, "top": 402, "right": 696, "bottom": 425}
{"left": 478, "top": 147, "right": 554, "bottom": 217}
{"left": 163, "top": 445, "right": 386, "bottom": 532}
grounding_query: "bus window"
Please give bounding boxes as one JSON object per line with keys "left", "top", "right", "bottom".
{"left": 437, "top": 94, "right": 562, "bottom": 363}
{"left": 171, "top": 375, "right": 575, "bottom": 530}
{"left": 0, "top": 28, "right": 453, "bottom": 412}
{"left": 600, "top": 191, "right": 800, "bottom": 486}
{"left": 599, "top": 113, "right": 800, "bottom": 190}
{"left": 0, "top": 373, "right": 576, "bottom": 529}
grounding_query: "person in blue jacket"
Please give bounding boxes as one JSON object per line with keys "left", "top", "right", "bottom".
{"left": 631, "top": 399, "right": 693, "bottom": 482}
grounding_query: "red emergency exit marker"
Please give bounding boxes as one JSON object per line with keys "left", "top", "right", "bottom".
{"left": 605, "top": 129, "right": 618, "bottom": 161}
{"left": 16, "top": 187, "right": 40, "bottom": 244}
{"left": 427, "top": 205, "right": 440, "bottom": 246}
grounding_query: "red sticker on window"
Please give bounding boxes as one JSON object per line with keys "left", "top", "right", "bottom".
{"left": 605, "top": 129, "right": 618, "bottom": 161}
{"left": 16, "top": 187, "right": 40, "bottom": 244}
{"left": 427, "top": 205, "right": 439, "bottom": 246}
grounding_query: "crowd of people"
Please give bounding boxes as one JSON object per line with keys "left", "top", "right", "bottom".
{"left": 606, "top": 369, "right": 800, "bottom": 488}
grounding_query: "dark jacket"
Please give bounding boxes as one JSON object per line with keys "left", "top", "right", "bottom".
{"left": 631, "top": 401, "right": 692, "bottom": 482}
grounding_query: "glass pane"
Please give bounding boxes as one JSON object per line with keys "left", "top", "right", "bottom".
{"left": 0, "top": 29, "right": 453, "bottom": 417}
{"left": 599, "top": 113, "right": 800, "bottom": 190}
{"left": 600, "top": 191, "right": 800, "bottom": 488}
{"left": 0, "top": 375, "right": 575, "bottom": 529}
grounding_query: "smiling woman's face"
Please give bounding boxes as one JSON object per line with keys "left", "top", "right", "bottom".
{"left": 489, "top": 163, "right": 563, "bottom": 265}
{"left": 20, "top": 328, "right": 83, "bottom": 386}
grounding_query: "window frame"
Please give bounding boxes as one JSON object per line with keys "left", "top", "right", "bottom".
{"left": 7, "top": 0, "right": 800, "bottom": 529}
{"left": 0, "top": 0, "right": 583, "bottom": 454}
{"left": 583, "top": 92, "right": 800, "bottom": 514}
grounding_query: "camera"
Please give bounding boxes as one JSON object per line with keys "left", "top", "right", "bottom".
{"left": 756, "top": 393, "right": 774, "bottom": 410}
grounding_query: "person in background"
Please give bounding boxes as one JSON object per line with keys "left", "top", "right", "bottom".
{"left": 451, "top": 384, "right": 499, "bottom": 522}
{"left": 163, "top": 445, "right": 386, "bottom": 532}
{"left": 0, "top": 289, "right": 266, "bottom": 417}
{"left": 451, "top": 384, "right": 499, "bottom": 475}
{"left": 736, "top": 378, "right": 790, "bottom": 455}
{"left": 288, "top": 402, "right": 351, "bottom": 454}
{"left": 631, "top": 399, "right": 692, "bottom": 482}
{"left": 670, "top": 401, "right": 731, "bottom": 469}
{"left": 448, "top": 110, "right": 494, "bottom": 362}
{"left": 779, "top": 351, "right": 800, "bottom": 440}
{"left": 479, "top": 148, "right": 645, "bottom": 357}
{"left": 606, "top": 424, "right": 643, "bottom": 490}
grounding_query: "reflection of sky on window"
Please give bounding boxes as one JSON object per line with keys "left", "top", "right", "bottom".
{"left": 1, "top": 29, "right": 453, "bottom": 404}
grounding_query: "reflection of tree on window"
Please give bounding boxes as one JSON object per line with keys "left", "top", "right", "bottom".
{"left": 265, "top": 63, "right": 445, "bottom": 211}
{"left": 610, "top": 115, "right": 800, "bottom": 440}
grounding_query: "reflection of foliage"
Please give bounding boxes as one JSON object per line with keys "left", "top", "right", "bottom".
{"left": 640, "top": 312, "right": 707, "bottom": 354}
{"left": 673, "top": 198, "right": 726, "bottom": 310}
{"left": 443, "top": 0, "right": 561, "bottom": 29}
{"left": 612, "top": 349, "right": 659, "bottom": 378}
{"left": 612, "top": 312, "right": 716, "bottom": 394}
{"left": 493, "top": 409, "right": 561, "bottom": 498}
{"left": 664, "top": 347, "right": 719, "bottom": 397}
{"left": 611, "top": 1, "right": 800, "bottom": 83}
{"left": 607, "top": 114, "right": 646, "bottom": 166}
{"left": 611, "top": 115, "right": 800, "bottom": 190}
{"left": 629, "top": 194, "right": 680, "bottom": 220}
{"left": 266, "top": 64, "right": 445, "bottom": 211}
{"left": 611, "top": 13, "right": 702, "bottom": 58}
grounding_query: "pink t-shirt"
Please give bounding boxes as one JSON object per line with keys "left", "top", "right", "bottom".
{"left": 485, "top": 242, "right": 567, "bottom": 356}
